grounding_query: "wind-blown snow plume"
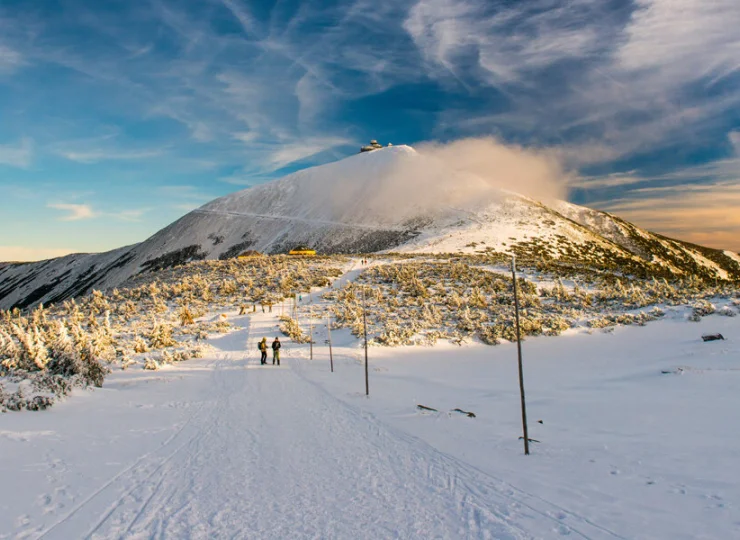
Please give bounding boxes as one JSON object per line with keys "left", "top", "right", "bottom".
{"left": 415, "top": 137, "right": 568, "bottom": 201}
{"left": 323, "top": 137, "right": 569, "bottom": 223}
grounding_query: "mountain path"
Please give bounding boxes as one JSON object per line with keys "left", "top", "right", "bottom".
{"left": 35, "top": 311, "right": 533, "bottom": 540}
{"left": 8, "top": 264, "right": 637, "bottom": 540}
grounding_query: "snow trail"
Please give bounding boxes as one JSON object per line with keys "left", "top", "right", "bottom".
{"left": 33, "top": 313, "right": 534, "bottom": 539}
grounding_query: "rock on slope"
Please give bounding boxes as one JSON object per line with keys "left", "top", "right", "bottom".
{"left": 1, "top": 146, "right": 739, "bottom": 309}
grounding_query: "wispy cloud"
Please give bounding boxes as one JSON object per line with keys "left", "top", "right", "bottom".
{"left": 594, "top": 185, "right": 740, "bottom": 252}
{"left": 159, "top": 185, "right": 215, "bottom": 206}
{"left": 110, "top": 208, "right": 151, "bottom": 222}
{"left": 56, "top": 148, "right": 164, "bottom": 164}
{"left": 567, "top": 173, "right": 647, "bottom": 190}
{"left": 406, "top": 0, "right": 740, "bottom": 166}
{"left": 0, "top": 137, "right": 33, "bottom": 168}
{"left": 263, "top": 137, "right": 355, "bottom": 170}
{"left": 47, "top": 203, "right": 98, "bottom": 221}
{"left": 0, "top": 44, "right": 23, "bottom": 73}
{"left": 405, "top": 0, "right": 604, "bottom": 86}
{"left": 0, "top": 0, "right": 739, "bottom": 256}
{"left": 616, "top": 0, "right": 740, "bottom": 86}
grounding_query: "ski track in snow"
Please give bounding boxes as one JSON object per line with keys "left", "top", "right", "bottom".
{"left": 25, "top": 315, "right": 529, "bottom": 539}
{"left": 17, "top": 303, "right": 623, "bottom": 540}
{"left": 5, "top": 262, "right": 736, "bottom": 538}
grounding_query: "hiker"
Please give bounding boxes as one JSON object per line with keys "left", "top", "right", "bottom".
{"left": 272, "top": 337, "right": 281, "bottom": 365}
{"left": 259, "top": 337, "right": 268, "bottom": 365}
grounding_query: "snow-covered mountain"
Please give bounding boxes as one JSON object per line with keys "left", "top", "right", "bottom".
{"left": 1, "top": 145, "right": 739, "bottom": 309}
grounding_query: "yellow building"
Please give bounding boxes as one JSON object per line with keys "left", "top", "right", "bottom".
{"left": 288, "top": 245, "right": 316, "bottom": 256}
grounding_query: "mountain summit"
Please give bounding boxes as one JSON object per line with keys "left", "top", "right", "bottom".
{"left": 1, "top": 146, "right": 739, "bottom": 309}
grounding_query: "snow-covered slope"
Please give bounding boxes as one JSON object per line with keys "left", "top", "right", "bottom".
{"left": 2, "top": 145, "right": 739, "bottom": 309}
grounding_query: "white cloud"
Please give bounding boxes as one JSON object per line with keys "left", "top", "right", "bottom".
{"left": 264, "top": 137, "right": 353, "bottom": 170}
{"left": 110, "top": 208, "right": 151, "bottom": 222}
{"left": 730, "top": 131, "right": 740, "bottom": 153}
{"left": 47, "top": 203, "right": 98, "bottom": 221}
{"left": 0, "top": 137, "right": 33, "bottom": 168}
{"left": 567, "top": 173, "right": 647, "bottom": 190}
{"left": 0, "top": 246, "right": 76, "bottom": 262}
{"left": 405, "top": 0, "right": 740, "bottom": 166}
{"left": 405, "top": 0, "right": 602, "bottom": 86}
{"left": 159, "top": 185, "right": 215, "bottom": 205}
{"left": 57, "top": 148, "right": 164, "bottom": 164}
{"left": 0, "top": 44, "right": 23, "bottom": 73}
{"left": 616, "top": 0, "right": 740, "bottom": 86}
{"left": 217, "top": 174, "right": 259, "bottom": 186}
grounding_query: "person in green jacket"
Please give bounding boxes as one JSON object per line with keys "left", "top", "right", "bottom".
{"left": 272, "top": 337, "right": 281, "bottom": 365}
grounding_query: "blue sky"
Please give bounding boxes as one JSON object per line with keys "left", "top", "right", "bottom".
{"left": 1, "top": 0, "right": 739, "bottom": 260}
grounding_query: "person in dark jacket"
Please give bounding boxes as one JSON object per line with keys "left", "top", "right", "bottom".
{"left": 259, "top": 337, "right": 268, "bottom": 365}
{"left": 272, "top": 337, "right": 281, "bottom": 365}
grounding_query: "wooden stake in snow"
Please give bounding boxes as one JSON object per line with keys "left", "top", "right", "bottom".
{"left": 362, "top": 285, "right": 369, "bottom": 396}
{"left": 511, "top": 256, "right": 530, "bottom": 455}
{"left": 327, "top": 314, "right": 334, "bottom": 373}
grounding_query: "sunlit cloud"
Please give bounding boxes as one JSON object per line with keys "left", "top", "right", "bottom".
{"left": 591, "top": 181, "right": 740, "bottom": 252}
{"left": 0, "top": 246, "right": 76, "bottom": 263}
{"left": 47, "top": 203, "right": 98, "bottom": 221}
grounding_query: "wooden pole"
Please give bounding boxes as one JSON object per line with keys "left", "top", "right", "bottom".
{"left": 512, "top": 255, "right": 530, "bottom": 455}
{"left": 309, "top": 315, "right": 314, "bottom": 360}
{"left": 327, "top": 314, "right": 334, "bottom": 373}
{"left": 362, "top": 285, "right": 369, "bottom": 396}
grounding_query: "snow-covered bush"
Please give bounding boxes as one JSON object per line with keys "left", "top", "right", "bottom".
{"left": 718, "top": 306, "right": 737, "bottom": 317}
{"left": 279, "top": 316, "right": 310, "bottom": 343}
{"left": 143, "top": 357, "right": 160, "bottom": 370}
{"left": 689, "top": 300, "right": 715, "bottom": 321}
{"left": 149, "top": 321, "right": 176, "bottom": 349}
{"left": 179, "top": 305, "right": 195, "bottom": 325}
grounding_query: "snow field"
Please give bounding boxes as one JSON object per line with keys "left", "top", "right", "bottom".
{"left": 1, "top": 259, "right": 739, "bottom": 538}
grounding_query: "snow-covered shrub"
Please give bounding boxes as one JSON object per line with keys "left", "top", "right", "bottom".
{"left": 279, "top": 316, "right": 310, "bottom": 343}
{"left": 133, "top": 336, "right": 149, "bottom": 353}
{"left": 149, "top": 321, "right": 176, "bottom": 349}
{"left": 178, "top": 305, "right": 195, "bottom": 325}
{"left": 478, "top": 325, "right": 501, "bottom": 345}
{"left": 689, "top": 300, "right": 715, "bottom": 321}
{"left": 542, "top": 315, "right": 571, "bottom": 336}
{"left": 588, "top": 317, "right": 614, "bottom": 329}
{"left": 718, "top": 306, "right": 737, "bottom": 317}
{"left": 143, "top": 357, "right": 160, "bottom": 370}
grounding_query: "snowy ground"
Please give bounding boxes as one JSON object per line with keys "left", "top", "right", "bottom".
{"left": 1, "top": 297, "right": 739, "bottom": 538}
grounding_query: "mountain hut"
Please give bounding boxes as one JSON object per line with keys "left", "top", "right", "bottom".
{"left": 288, "top": 245, "right": 316, "bottom": 256}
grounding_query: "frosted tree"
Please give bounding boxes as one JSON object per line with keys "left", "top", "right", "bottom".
{"left": 46, "top": 320, "right": 82, "bottom": 378}
{"left": 10, "top": 323, "right": 49, "bottom": 371}
{"left": 0, "top": 328, "right": 19, "bottom": 370}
